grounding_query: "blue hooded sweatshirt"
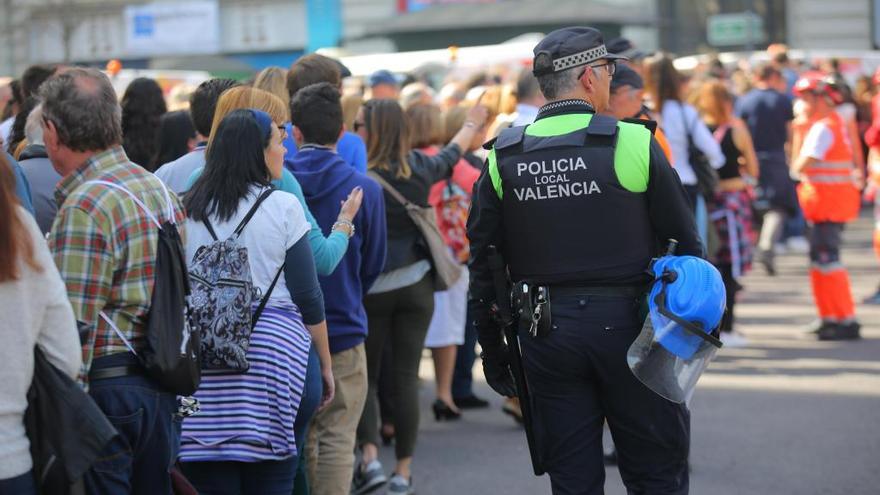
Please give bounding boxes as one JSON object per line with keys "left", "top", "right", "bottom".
{"left": 288, "top": 145, "right": 387, "bottom": 353}
{"left": 284, "top": 125, "right": 367, "bottom": 173}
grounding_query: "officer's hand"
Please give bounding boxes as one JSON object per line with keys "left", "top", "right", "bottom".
{"left": 481, "top": 348, "right": 517, "bottom": 398}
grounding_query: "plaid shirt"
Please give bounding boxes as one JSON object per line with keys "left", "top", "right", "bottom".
{"left": 49, "top": 146, "right": 185, "bottom": 381}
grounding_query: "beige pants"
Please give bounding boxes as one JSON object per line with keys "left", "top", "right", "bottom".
{"left": 306, "top": 344, "right": 368, "bottom": 495}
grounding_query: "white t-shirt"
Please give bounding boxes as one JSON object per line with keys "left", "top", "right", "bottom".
{"left": 0, "top": 117, "right": 13, "bottom": 145}
{"left": 660, "top": 101, "right": 726, "bottom": 186}
{"left": 800, "top": 122, "right": 834, "bottom": 161}
{"left": 185, "top": 186, "right": 310, "bottom": 306}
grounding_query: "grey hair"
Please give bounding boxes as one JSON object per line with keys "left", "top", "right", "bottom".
{"left": 399, "top": 83, "right": 435, "bottom": 110}
{"left": 537, "top": 67, "right": 581, "bottom": 100}
{"left": 39, "top": 68, "right": 122, "bottom": 152}
{"left": 24, "top": 103, "right": 44, "bottom": 145}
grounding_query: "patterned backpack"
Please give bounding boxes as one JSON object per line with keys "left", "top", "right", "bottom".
{"left": 436, "top": 179, "right": 472, "bottom": 263}
{"left": 188, "top": 188, "right": 283, "bottom": 372}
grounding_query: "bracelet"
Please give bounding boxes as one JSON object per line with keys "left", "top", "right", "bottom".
{"left": 332, "top": 220, "right": 355, "bottom": 238}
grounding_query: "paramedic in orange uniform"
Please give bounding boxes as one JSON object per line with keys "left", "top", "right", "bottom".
{"left": 792, "top": 75, "right": 862, "bottom": 340}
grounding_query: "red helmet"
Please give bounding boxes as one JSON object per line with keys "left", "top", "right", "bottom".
{"left": 793, "top": 73, "right": 843, "bottom": 105}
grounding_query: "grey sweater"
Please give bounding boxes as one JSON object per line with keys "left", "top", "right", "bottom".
{"left": 0, "top": 207, "right": 81, "bottom": 479}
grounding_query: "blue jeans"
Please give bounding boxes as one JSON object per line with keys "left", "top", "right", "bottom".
{"left": 452, "top": 307, "right": 478, "bottom": 399}
{"left": 182, "top": 457, "right": 297, "bottom": 495}
{"left": 0, "top": 471, "right": 35, "bottom": 495}
{"left": 84, "top": 354, "right": 179, "bottom": 495}
{"left": 292, "top": 345, "right": 322, "bottom": 494}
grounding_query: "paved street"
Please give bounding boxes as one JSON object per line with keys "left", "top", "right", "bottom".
{"left": 378, "top": 214, "right": 880, "bottom": 495}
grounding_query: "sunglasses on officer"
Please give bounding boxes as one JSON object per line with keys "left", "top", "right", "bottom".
{"left": 578, "top": 60, "right": 617, "bottom": 79}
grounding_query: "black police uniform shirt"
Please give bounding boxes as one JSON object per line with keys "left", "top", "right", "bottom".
{"left": 467, "top": 99, "right": 702, "bottom": 300}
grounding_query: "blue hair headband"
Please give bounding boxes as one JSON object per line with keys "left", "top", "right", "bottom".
{"left": 247, "top": 108, "right": 273, "bottom": 141}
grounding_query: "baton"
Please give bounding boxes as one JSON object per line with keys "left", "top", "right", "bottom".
{"left": 487, "top": 246, "right": 545, "bottom": 476}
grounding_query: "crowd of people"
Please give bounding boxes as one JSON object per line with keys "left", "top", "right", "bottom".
{"left": 0, "top": 36, "right": 878, "bottom": 495}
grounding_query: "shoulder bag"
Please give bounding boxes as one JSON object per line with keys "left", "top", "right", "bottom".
{"left": 368, "top": 171, "right": 463, "bottom": 291}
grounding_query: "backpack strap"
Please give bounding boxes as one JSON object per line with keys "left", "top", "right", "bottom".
{"left": 231, "top": 187, "right": 276, "bottom": 238}
{"left": 203, "top": 218, "right": 219, "bottom": 242}
{"left": 85, "top": 179, "right": 176, "bottom": 227}
{"left": 252, "top": 264, "right": 284, "bottom": 328}
{"left": 99, "top": 312, "right": 139, "bottom": 357}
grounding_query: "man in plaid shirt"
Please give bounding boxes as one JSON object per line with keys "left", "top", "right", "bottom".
{"left": 43, "top": 68, "right": 185, "bottom": 495}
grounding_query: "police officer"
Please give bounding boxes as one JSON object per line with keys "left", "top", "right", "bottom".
{"left": 467, "top": 27, "right": 702, "bottom": 494}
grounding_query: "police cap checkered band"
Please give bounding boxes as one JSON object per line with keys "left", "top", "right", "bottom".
{"left": 553, "top": 45, "right": 608, "bottom": 72}
{"left": 531, "top": 27, "right": 627, "bottom": 77}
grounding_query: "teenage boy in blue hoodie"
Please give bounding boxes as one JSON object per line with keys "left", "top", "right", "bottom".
{"left": 288, "top": 81, "right": 387, "bottom": 495}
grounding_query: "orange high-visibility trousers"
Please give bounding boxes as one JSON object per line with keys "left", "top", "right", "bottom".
{"left": 810, "top": 268, "right": 855, "bottom": 320}
{"left": 874, "top": 227, "right": 880, "bottom": 260}
{"left": 808, "top": 222, "right": 856, "bottom": 321}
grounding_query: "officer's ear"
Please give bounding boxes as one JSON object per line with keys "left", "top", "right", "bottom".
{"left": 579, "top": 66, "right": 595, "bottom": 93}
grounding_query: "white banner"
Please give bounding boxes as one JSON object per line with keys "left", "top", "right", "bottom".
{"left": 125, "top": 1, "right": 220, "bottom": 56}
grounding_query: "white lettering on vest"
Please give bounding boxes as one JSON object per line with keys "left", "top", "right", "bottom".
{"left": 513, "top": 181, "right": 602, "bottom": 201}
{"left": 515, "top": 156, "right": 588, "bottom": 176}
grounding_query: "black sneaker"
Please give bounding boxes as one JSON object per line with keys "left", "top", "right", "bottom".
{"left": 351, "top": 460, "right": 387, "bottom": 495}
{"left": 818, "top": 321, "right": 861, "bottom": 341}
{"left": 453, "top": 394, "right": 490, "bottom": 409}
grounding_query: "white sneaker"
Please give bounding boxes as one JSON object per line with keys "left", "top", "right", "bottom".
{"left": 720, "top": 331, "right": 748, "bottom": 348}
{"left": 773, "top": 243, "right": 787, "bottom": 255}
{"left": 786, "top": 236, "right": 810, "bottom": 254}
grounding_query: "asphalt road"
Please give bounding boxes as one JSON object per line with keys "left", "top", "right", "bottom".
{"left": 377, "top": 214, "right": 880, "bottom": 495}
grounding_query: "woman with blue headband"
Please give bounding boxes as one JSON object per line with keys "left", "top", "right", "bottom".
{"left": 179, "top": 108, "right": 332, "bottom": 494}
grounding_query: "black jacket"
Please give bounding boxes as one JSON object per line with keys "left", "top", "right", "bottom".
{"left": 25, "top": 347, "right": 118, "bottom": 494}
{"left": 372, "top": 144, "right": 462, "bottom": 272}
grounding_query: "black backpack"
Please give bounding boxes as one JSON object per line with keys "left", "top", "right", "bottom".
{"left": 88, "top": 180, "right": 201, "bottom": 395}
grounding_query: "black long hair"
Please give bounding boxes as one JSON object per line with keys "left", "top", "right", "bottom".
{"left": 6, "top": 96, "right": 38, "bottom": 155}
{"left": 152, "top": 110, "right": 195, "bottom": 169}
{"left": 184, "top": 109, "right": 272, "bottom": 223}
{"left": 121, "top": 77, "right": 167, "bottom": 171}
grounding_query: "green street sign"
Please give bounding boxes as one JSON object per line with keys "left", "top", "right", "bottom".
{"left": 707, "top": 12, "right": 766, "bottom": 47}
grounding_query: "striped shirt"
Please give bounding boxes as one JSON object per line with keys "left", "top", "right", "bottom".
{"left": 179, "top": 303, "right": 311, "bottom": 462}
{"left": 49, "top": 145, "right": 185, "bottom": 382}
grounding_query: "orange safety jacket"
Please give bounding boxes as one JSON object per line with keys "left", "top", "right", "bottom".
{"left": 797, "top": 111, "right": 861, "bottom": 223}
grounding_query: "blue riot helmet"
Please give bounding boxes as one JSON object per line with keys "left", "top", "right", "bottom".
{"left": 627, "top": 254, "right": 726, "bottom": 403}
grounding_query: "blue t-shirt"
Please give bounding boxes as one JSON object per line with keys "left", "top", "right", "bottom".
{"left": 283, "top": 125, "right": 367, "bottom": 174}
{"left": 735, "top": 88, "right": 794, "bottom": 154}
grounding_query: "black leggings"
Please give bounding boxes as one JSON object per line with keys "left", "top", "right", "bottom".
{"left": 717, "top": 263, "right": 739, "bottom": 333}
{"left": 358, "top": 274, "right": 435, "bottom": 459}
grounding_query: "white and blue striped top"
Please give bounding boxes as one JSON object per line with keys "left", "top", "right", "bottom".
{"left": 179, "top": 303, "right": 312, "bottom": 462}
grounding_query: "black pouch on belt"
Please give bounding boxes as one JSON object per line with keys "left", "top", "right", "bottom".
{"left": 515, "top": 283, "right": 552, "bottom": 338}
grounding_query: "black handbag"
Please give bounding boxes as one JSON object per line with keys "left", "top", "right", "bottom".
{"left": 679, "top": 105, "right": 719, "bottom": 198}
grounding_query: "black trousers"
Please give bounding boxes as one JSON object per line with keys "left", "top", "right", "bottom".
{"left": 520, "top": 294, "right": 690, "bottom": 495}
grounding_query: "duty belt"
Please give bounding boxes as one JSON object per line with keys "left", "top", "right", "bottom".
{"left": 548, "top": 285, "right": 646, "bottom": 298}
{"left": 515, "top": 283, "right": 647, "bottom": 338}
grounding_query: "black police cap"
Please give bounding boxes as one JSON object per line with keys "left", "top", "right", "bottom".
{"left": 532, "top": 27, "right": 627, "bottom": 77}
{"left": 610, "top": 63, "right": 644, "bottom": 92}
{"left": 606, "top": 37, "right": 647, "bottom": 61}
